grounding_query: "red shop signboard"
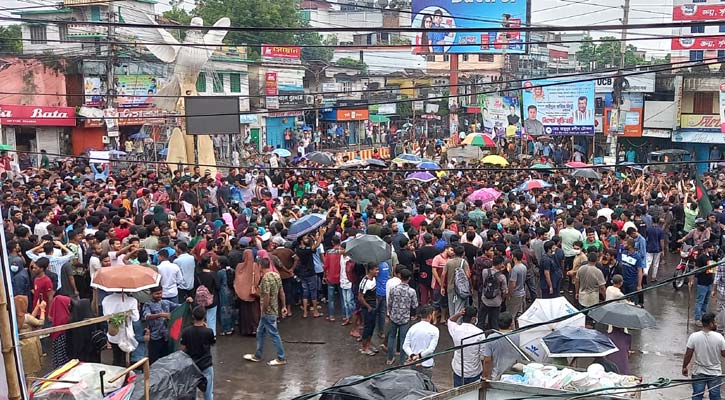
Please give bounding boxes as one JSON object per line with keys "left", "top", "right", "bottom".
{"left": 0, "top": 104, "right": 76, "bottom": 126}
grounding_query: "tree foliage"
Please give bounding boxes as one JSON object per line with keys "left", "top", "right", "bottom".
{"left": 0, "top": 25, "right": 22, "bottom": 54}
{"left": 162, "top": 0, "right": 192, "bottom": 40}
{"left": 575, "top": 36, "right": 647, "bottom": 71}
{"left": 336, "top": 57, "right": 367, "bottom": 72}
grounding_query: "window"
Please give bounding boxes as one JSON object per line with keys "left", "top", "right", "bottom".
{"left": 29, "top": 25, "right": 47, "bottom": 44}
{"left": 300, "top": 10, "right": 310, "bottom": 22}
{"left": 212, "top": 73, "right": 224, "bottom": 93}
{"left": 58, "top": 23, "right": 68, "bottom": 42}
{"left": 719, "top": 50, "right": 725, "bottom": 62}
{"left": 443, "top": 54, "right": 450, "bottom": 62}
{"left": 462, "top": 54, "right": 469, "bottom": 62}
{"left": 340, "top": 81, "right": 352, "bottom": 93}
{"left": 196, "top": 72, "right": 206, "bottom": 92}
{"left": 229, "top": 73, "right": 241, "bottom": 93}
{"left": 690, "top": 50, "right": 704, "bottom": 62}
{"left": 720, "top": 25, "right": 725, "bottom": 32}
{"left": 693, "top": 92, "right": 714, "bottom": 114}
{"left": 478, "top": 54, "right": 494, "bottom": 62}
{"left": 90, "top": 6, "right": 101, "bottom": 22}
{"left": 691, "top": 25, "right": 705, "bottom": 34}
{"left": 426, "top": 55, "right": 436, "bottom": 62}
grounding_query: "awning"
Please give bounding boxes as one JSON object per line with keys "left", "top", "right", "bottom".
{"left": 369, "top": 114, "right": 390, "bottom": 123}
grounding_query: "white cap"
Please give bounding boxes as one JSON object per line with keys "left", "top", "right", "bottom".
{"left": 375, "top": 213, "right": 384, "bottom": 220}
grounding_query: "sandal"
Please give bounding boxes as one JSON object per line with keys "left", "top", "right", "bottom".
{"left": 341, "top": 319, "right": 351, "bottom": 326}
{"left": 312, "top": 313, "right": 322, "bottom": 318}
{"left": 243, "top": 354, "right": 262, "bottom": 362}
{"left": 268, "top": 359, "right": 287, "bottom": 366}
{"left": 360, "top": 349, "right": 376, "bottom": 356}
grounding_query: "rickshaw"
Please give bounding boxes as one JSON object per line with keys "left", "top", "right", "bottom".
{"left": 646, "top": 149, "right": 692, "bottom": 175}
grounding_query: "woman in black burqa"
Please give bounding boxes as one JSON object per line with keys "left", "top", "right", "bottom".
{"left": 68, "top": 298, "right": 102, "bottom": 363}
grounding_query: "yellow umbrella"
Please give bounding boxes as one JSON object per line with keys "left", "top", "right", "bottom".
{"left": 481, "top": 154, "right": 510, "bottom": 166}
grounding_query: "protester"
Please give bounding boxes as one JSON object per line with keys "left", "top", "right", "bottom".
{"left": 682, "top": 313, "right": 725, "bottom": 400}
{"left": 403, "top": 305, "right": 440, "bottom": 379}
{"left": 234, "top": 249, "right": 261, "bottom": 335}
{"left": 478, "top": 255, "right": 508, "bottom": 331}
{"left": 386, "top": 268, "right": 418, "bottom": 365}
{"left": 243, "top": 257, "right": 287, "bottom": 366}
{"left": 483, "top": 312, "right": 521, "bottom": 381}
{"left": 181, "top": 306, "right": 216, "bottom": 400}
{"left": 447, "top": 306, "right": 485, "bottom": 387}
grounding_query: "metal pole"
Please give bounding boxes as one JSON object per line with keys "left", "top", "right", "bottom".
{"left": 0, "top": 208, "right": 24, "bottom": 400}
{"left": 611, "top": 0, "right": 630, "bottom": 164}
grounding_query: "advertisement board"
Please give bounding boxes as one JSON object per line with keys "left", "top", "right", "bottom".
{"left": 265, "top": 72, "right": 278, "bottom": 96}
{"left": 471, "top": 95, "right": 521, "bottom": 138}
{"left": 521, "top": 79, "right": 595, "bottom": 136}
{"left": 672, "top": 4, "right": 725, "bottom": 21}
{"left": 269, "top": 69, "right": 305, "bottom": 93}
{"left": 84, "top": 77, "right": 103, "bottom": 106}
{"left": 411, "top": 0, "right": 528, "bottom": 54}
{"left": 261, "top": 44, "right": 301, "bottom": 64}
{"left": 0, "top": 104, "right": 76, "bottom": 126}
{"left": 593, "top": 74, "right": 655, "bottom": 93}
{"left": 672, "top": 37, "right": 725, "bottom": 50}
{"left": 719, "top": 82, "right": 725, "bottom": 133}
{"left": 603, "top": 93, "right": 643, "bottom": 137}
{"left": 115, "top": 75, "right": 164, "bottom": 108}
{"left": 680, "top": 114, "right": 721, "bottom": 130}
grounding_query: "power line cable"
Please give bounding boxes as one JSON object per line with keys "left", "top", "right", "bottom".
{"left": 0, "top": 53, "right": 707, "bottom": 102}
{"left": 5, "top": 15, "right": 725, "bottom": 33}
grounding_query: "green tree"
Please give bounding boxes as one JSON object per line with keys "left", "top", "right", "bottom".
{"left": 0, "top": 25, "right": 22, "bottom": 54}
{"left": 575, "top": 35, "right": 646, "bottom": 71}
{"left": 297, "top": 31, "right": 333, "bottom": 62}
{"left": 162, "top": 0, "right": 192, "bottom": 40}
{"left": 335, "top": 57, "right": 367, "bottom": 72}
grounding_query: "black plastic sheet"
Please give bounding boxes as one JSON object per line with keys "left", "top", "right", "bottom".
{"left": 320, "top": 369, "right": 437, "bottom": 400}
{"left": 129, "top": 351, "right": 205, "bottom": 400}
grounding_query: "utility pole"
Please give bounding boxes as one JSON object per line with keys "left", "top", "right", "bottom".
{"left": 106, "top": 0, "right": 116, "bottom": 149}
{"left": 611, "top": 0, "right": 630, "bottom": 164}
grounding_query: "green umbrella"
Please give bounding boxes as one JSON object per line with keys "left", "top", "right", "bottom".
{"left": 531, "top": 163, "right": 553, "bottom": 169}
{"left": 369, "top": 114, "right": 390, "bottom": 123}
{"left": 0, "top": 144, "right": 12, "bottom": 151}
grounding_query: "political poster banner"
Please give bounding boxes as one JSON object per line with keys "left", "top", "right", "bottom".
{"left": 719, "top": 83, "right": 725, "bottom": 133}
{"left": 521, "top": 79, "right": 595, "bottom": 136}
{"left": 411, "top": 0, "right": 529, "bottom": 54}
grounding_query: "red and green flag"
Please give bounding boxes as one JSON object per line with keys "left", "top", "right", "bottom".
{"left": 695, "top": 175, "right": 713, "bottom": 217}
{"left": 168, "top": 302, "right": 193, "bottom": 352}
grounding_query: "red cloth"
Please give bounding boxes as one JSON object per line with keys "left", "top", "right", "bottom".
{"left": 323, "top": 250, "right": 342, "bottom": 285}
{"left": 410, "top": 215, "right": 426, "bottom": 230}
{"left": 48, "top": 295, "right": 71, "bottom": 340}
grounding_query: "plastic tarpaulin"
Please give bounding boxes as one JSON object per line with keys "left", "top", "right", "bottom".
{"left": 319, "top": 369, "right": 436, "bottom": 400}
{"left": 32, "top": 362, "right": 130, "bottom": 400}
{"left": 129, "top": 351, "right": 205, "bottom": 400}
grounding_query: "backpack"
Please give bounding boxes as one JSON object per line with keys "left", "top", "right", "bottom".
{"left": 453, "top": 259, "right": 471, "bottom": 299}
{"left": 195, "top": 285, "right": 214, "bottom": 307}
{"left": 482, "top": 269, "right": 502, "bottom": 300}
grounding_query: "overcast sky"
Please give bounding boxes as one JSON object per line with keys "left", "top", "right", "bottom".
{"left": 1, "top": 0, "right": 673, "bottom": 56}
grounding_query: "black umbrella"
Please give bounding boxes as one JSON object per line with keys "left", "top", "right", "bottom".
{"left": 588, "top": 302, "right": 656, "bottom": 329}
{"left": 571, "top": 169, "right": 601, "bottom": 180}
{"left": 345, "top": 235, "right": 391, "bottom": 264}
{"left": 365, "top": 159, "right": 387, "bottom": 168}
{"left": 306, "top": 151, "right": 336, "bottom": 165}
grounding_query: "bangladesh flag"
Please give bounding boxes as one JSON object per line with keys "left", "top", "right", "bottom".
{"left": 695, "top": 175, "right": 714, "bottom": 217}
{"left": 167, "top": 302, "right": 193, "bottom": 353}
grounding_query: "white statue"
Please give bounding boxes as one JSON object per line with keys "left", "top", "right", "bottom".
{"left": 119, "top": 13, "right": 231, "bottom": 171}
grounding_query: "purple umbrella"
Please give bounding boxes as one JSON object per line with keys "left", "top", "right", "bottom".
{"left": 405, "top": 171, "right": 437, "bottom": 182}
{"left": 468, "top": 188, "right": 502, "bottom": 203}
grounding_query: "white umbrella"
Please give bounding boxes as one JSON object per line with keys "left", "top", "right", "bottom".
{"left": 517, "top": 297, "right": 585, "bottom": 362}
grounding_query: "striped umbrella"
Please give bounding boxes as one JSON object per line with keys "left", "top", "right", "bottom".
{"left": 461, "top": 133, "right": 496, "bottom": 147}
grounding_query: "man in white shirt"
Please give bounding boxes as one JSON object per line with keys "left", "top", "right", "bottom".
{"left": 682, "top": 312, "right": 725, "bottom": 399}
{"left": 102, "top": 293, "right": 140, "bottom": 367}
{"left": 385, "top": 265, "right": 404, "bottom": 304}
{"left": 156, "top": 249, "right": 183, "bottom": 302}
{"left": 174, "top": 242, "right": 196, "bottom": 300}
{"left": 33, "top": 212, "right": 52, "bottom": 238}
{"left": 403, "top": 305, "right": 440, "bottom": 379}
{"left": 448, "top": 307, "right": 485, "bottom": 387}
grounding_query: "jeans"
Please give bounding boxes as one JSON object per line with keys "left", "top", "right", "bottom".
{"left": 448, "top": 291, "right": 466, "bottom": 315}
{"left": 695, "top": 284, "right": 712, "bottom": 322}
{"left": 340, "top": 287, "right": 354, "bottom": 319}
{"left": 453, "top": 373, "right": 481, "bottom": 387}
{"left": 386, "top": 321, "right": 410, "bottom": 363}
{"left": 376, "top": 296, "right": 387, "bottom": 336}
{"left": 148, "top": 338, "right": 169, "bottom": 364}
{"left": 202, "top": 366, "right": 214, "bottom": 400}
{"left": 692, "top": 374, "right": 721, "bottom": 400}
{"left": 300, "top": 275, "right": 318, "bottom": 301}
{"left": 327, "top": 284, "right": 340, "bottom": 317}
{"left": 478, "top": 304, "right": 500, "bottom": 331}
{"left": 361, "top": 306, "right": 376, "bottom": 339}
{"left": 255, "top": 314, "right": 286, "bottom": 361}
{"left": 206, "top": 306, "right": 217, "bottom": 336}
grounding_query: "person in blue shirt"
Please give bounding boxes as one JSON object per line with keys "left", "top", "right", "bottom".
{"left": 375, "top": 260, "right": 391, "bottom": 339}
{"left": 428, "top": 10, "right": 449, "bottom": 53}
{"left": 539, "top": 240, "right": 562, "bottom": 298}
{"left": 619, "top": 238, "right": 644, "bottom": 303}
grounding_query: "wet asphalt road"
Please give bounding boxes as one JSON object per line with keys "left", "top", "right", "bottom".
{"left": 211, "top": 253, "right": 702, "bottom": 400}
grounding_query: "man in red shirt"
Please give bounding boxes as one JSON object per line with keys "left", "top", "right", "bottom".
{"left": 431, "top": 245, "right": 453, "bottom": 324}
{"left": 410, "top": 207, "right": 427, "bottom": 230}
{"left": 31, "top": 257, "right": 54, "bottom": 310}
{"left": 323, "top": 236, "right": 343, "bottom": 321}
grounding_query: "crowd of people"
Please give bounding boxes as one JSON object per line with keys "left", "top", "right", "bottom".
{"left": 2, "top": 145, "right": 725, "bottom": 397}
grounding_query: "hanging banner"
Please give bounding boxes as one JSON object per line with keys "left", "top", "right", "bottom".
{"left": 115, "top": 75, "right": 164, "bottom": 108}
{"left": 261, "top": 44, "right": 302, "bottom": 64}
{"left": 603, "top": 93, "right": 643, "bottom": 137}
{"left": 672, "top": 4, "right": 725, "bottom": 21}
{"left": 671, "top": 36, "right": 725, "bottom": 50}
{"left": 265, "top": 72, "right": 278, "bottom": 96}
{"left": 521, "top": 79, "right": 595, "bottom": 136}
{"left": 411, "top": 0, "right": 529, "bottom": 54}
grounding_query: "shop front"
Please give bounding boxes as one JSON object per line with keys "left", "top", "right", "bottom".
{"left": 320, "top": 108, "right": 368, "bottom": 145}
{"left": 671, "top": 129, "right": 725, "bottom": 174}
{"left": 265, "top": 111, "right": 302, "bottom": 150}
{"left": 0, "top": 104, "right": 75, "bottom": 158}
{"left": 74, "top": 107, "right": 174, "bottom": 154}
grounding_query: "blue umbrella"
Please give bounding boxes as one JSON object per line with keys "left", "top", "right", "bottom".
{"left": 159, "top": 148, "right": 168, "bottom": 156}
{"left": 541, "top": 326, "right": 618, "bottom": 358}
{"left": 272, "top": 148, "right": 292, "bottom": 157}
{"left": 397, "top": 153, "right": 422, "bottom": 162}
{"left": 129, "top": 132, "right": 149, "bottom": 139}
{"left": 109, "top": 150, "right": 127, "bottom": 156}
{"left": 417, "top": 161, "right": 440, "bottom": 170}
{"left": 286, "top": 213, "right": 327, "bottom": 241}
{"left": 302, "top": 125, "right": 313, "bottom": 131}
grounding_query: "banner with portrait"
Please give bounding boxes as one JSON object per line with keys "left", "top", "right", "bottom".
{"left": 521, "top": 79, "right": 595, "bottom": 136}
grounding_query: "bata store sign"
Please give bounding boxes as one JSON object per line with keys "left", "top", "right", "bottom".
{"left": 0, "top": 104, "right": 76, "bottom": 126}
